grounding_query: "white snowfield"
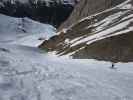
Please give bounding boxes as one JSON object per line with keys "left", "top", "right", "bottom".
{"left": 0, "top": 0, "right": 133, "bottom": 100}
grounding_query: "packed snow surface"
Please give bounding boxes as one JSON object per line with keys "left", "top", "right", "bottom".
{"left": 1, "top": 43, "right": 133, "bottom": 100}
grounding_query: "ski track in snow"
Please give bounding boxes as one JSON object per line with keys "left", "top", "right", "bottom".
{"left": 0, "top": 2, "right": 133, "bottom": 99}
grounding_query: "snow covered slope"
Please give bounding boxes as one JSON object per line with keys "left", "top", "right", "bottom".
{"left": 40, "top": 0, "right": 133, "bottom": 62}
{"left": 1, "top": 42, "right": 133, "bottom": 100}
{"left": 0, "top": 14, "right": 56, "bottom": 46}
{"left": 0, "top": 1, "right": 133, "bottom": 100}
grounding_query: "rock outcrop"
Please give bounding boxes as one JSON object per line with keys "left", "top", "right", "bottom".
{"left": 40, "top": 0, "right": 133, "bottom": 62}
{"left": 0, "top": 0, "right": 79, "bottom": 27}
{"left": 59, "top": 0, "right": 126, "bottom": 30}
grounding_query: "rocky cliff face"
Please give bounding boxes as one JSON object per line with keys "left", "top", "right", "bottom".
{"left": 0, "top": 0, "right": 79, "bottom": 27}
{"left": 39, "top": 0, "right": 133, "bottom": 62}
{"left": 59, "top": 0, "right": 126, "bottom": 30}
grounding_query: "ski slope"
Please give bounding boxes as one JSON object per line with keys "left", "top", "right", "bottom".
{"left": 0, "top": 4, "right": 133, "bottom": 100}
{"left": 0, "top": 43, "right": 133, "bottom": 100}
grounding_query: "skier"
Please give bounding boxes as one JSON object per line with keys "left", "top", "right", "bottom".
{"left": 110, "top": 62, "right": 117, "bottom": 69}
{"left": 111, "top": 63, "right": 115, "bottom": 69}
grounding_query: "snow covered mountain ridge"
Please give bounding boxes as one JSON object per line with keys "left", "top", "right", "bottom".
{"left": 40, "top": 0, "right": 133, "bottom": 62}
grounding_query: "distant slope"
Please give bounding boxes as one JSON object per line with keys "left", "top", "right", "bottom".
{"left": 0, "top": 14, "right": 56, "bottom": 46}
{"left": 39, "top": 0, "right": 133, "bottom": 62}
